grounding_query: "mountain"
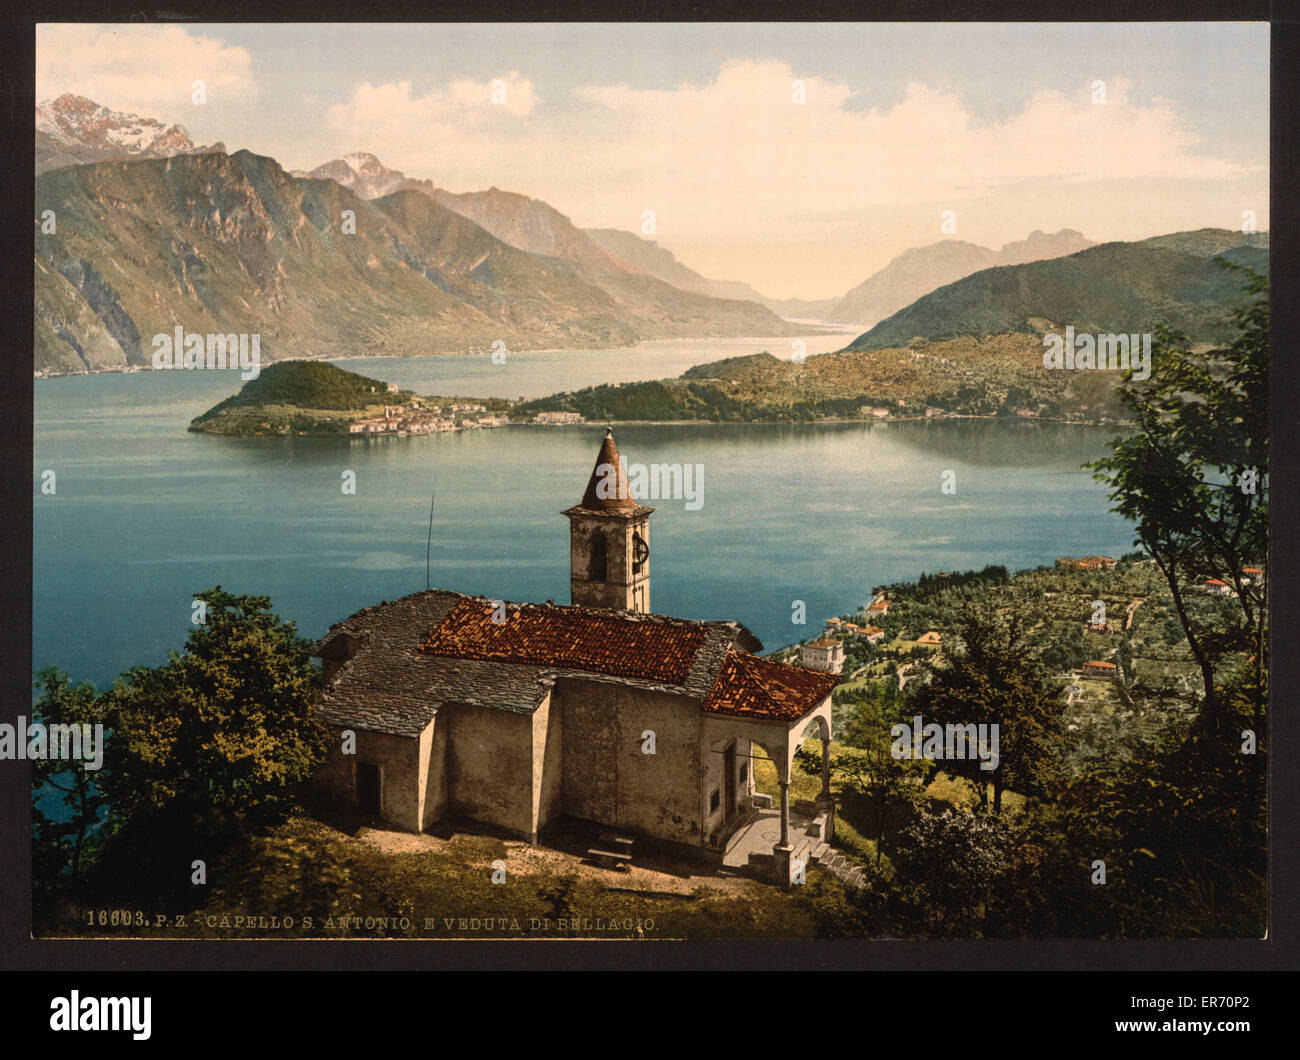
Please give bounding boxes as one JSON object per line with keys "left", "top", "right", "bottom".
{"left": 295, "top": 152, "right": 429, "bottom": 201}
{"left": 33, "top": 150, "right": 793, "bottom": 373}
{"left": 35, "top": 94, "right": 225, "bottom": 174}
{"left": 1134, "top": 228, "right": 1271, "bottom": 257}
{"left": 425, "top": 187, "right": 629, "bottom": 273}
{"left": 584, "top": 228, "right": 769, "bottom": 303}
{"left": 844, "top": 230, "right": 1269, "bottom": 352}
{"left": 301, "top": 153, "right": 626, "bottom": 272}
{"left": 296, "top": 153, "right": 796, "bottom": 336}
{"left": 825, "top": 229, "right": 1095, "bottom": 327}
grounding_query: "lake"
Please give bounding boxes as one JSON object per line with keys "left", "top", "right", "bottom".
{"left": 33, "top": 331, "right": 1137, "bottom": 690}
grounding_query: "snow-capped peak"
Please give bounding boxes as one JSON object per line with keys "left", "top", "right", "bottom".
{"left": 36, "top": 94, "right": 195, "bottom": 153}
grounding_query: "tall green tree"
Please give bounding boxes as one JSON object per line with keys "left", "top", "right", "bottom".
{"left": 831, "top": 688, "right": 927, "bottom": 866}
{"left": 905, "top": 606, "right": 1063, "bottom": 814}
{"left": 31, "top": 668, "right": 109, "bottom": 913}
{"left": 1088, "top": 263, "right": 1268, "bottom": 736}
{"left": 98, "top": 587, "right": 329, "bottom": 824}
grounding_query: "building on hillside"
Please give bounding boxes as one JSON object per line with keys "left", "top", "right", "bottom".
{"left": 310, "top": 428, "right": 837, "bottom": 886}
{"left": 534, "top": 410, "right": 585, "bottom": 425}
{"left": 916, "top": 631, "right": 942, "bottom": 647}
{"left": 800, "top": 638, "right": 845, "bottom": 674}
{"left": 1081, "top": 660, "right": 1117, "bottom": 678}
{"left": 1056, "top": 556, "right": 1118, "bottom": 572}
{"left": 867, "top": 599, "right": 890, "bottom": 616}
{"left": 842, "top": 623, "right": 882, "bottom": 643}
{"left": 1085, "top": 621, "right": 1114, "bottom": 634}
{"left": 1242, "top": 567, "right": 1265, "bottom": 585}
{"left": 1204, "top": 578, "right": 1234, "bottom": 596}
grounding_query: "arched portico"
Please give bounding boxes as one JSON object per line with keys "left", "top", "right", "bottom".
{"left": 701, "top": 695, "right": 834, "bottom": 888}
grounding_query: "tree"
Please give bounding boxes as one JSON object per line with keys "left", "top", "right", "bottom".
{"left": 892, "top": 807, "right": 1016, "bottom": 936}
{"left": 31, "top": 669, "right": 109, "bottom": 914}
{"left": 1041, "top": 623, "right": 1087, "bottom": 673}
{"left": 905, "top": 606, "right": 1063, "bottom": 813}
{"left": 1088, "top": 263, "right": 1267, "bottom": 737}
{"left": 832, "top": 694, "right": 927, "bottom": 866}
{"left": 98, "top": 587, "right": 329, "bottom": 825}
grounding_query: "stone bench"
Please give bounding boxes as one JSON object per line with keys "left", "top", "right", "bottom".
{"left": 587, "top": 848, "right": 631, "bottom": 871}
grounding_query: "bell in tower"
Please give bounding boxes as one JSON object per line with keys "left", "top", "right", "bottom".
{"left": 562, "top": 427, "right": 652, "bottom": 613}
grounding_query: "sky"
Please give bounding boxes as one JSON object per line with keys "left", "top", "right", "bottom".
{"left": 36, "top": 22, "right": 1269, "bottom": 300}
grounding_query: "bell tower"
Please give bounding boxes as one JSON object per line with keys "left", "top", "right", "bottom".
{"left": 562, "top": 428, "right": 652, "bottom": 613}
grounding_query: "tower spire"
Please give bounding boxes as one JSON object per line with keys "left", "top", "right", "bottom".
{"left": 563, "top": 427, "right": 653, "bottom": 613}
{"left": 578, "top": 426, "right": 637, "bottom": 510}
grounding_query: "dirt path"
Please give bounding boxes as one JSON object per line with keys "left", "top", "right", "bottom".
{"left": 354, "top": 826, "right": 763, "bottom": 897}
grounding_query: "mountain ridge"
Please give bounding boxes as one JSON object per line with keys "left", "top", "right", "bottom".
{"left": 36, "top": 94, "right": 226, "bottom": 174}
{"left": 34, "top": 149, "right": 795, "bottom": 374}
{"left": 844, "top": 230, "right": 1269, "bottom": 352}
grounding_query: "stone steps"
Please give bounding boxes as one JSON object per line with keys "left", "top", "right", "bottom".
{"left": 809, "top": 843, "right": 866, "bottom": 890}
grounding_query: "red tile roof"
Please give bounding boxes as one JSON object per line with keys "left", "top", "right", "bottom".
{"left": 420, "top": 597, "right": 706, "bottom": 684}
{"left": 703, "top": 650, "right": 839, "bottom": 722}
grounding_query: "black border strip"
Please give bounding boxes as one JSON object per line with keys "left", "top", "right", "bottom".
{"left": 2, "top": 1, "right": 1294, "bottom": 972}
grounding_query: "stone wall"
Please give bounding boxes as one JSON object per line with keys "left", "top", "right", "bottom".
{"left": 443, "top": 703, "right": 535, "bottom": 839}
{"left": 556, "top": 677, "right": 702, "bottom": 845}
{"left": 313, "top": 725, "right": 428, "bottom": 832}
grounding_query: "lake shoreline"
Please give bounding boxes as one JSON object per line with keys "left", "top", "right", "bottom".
{"left": 192, "top": 412, "right": 1137, "bottom": 437}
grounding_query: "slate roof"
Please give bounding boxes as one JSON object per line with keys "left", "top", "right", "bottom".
{"left": 313, "top": 589, "right": 833, "bottom": 737}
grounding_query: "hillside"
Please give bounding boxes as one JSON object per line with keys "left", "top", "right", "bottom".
{"left": 427, "top": 187, "right": 628, "bottom": 273}
{"left": 825, "top": 230, "right": 1095, "bottom": 328}
{"left": 516, "top": 333, "right": 1130, "bottom": 424}
{"left": 187, "top": 360, "right": 512, "bottom": 436}
{"left": 197, "top": 361, "right": 412, "bottom": 413}
{"left": 846, "top": 232, "right": 1268, "bottom": 352}
{"left": 33, "top": 150, "right": 795, "bottom": 373}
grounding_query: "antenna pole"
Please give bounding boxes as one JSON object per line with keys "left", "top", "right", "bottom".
{"left": 426, "top": 488, "right": 435, "bottom": 591}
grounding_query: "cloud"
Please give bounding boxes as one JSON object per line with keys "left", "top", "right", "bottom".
{"left": 36, "top": 24, "right": 257, "bottom": 120}
{"left": 327, "top": 70, "right": 537, "bottom": 126}
{"left": 325, "top": 59, "right": 1258, "bottom": 246}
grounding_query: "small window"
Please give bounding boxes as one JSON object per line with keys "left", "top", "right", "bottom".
{"left": 739, "top": 762, "right": 748, "bottom": 784}
{"left": 709, "top": 789, "right": 721, "bottom": 813}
